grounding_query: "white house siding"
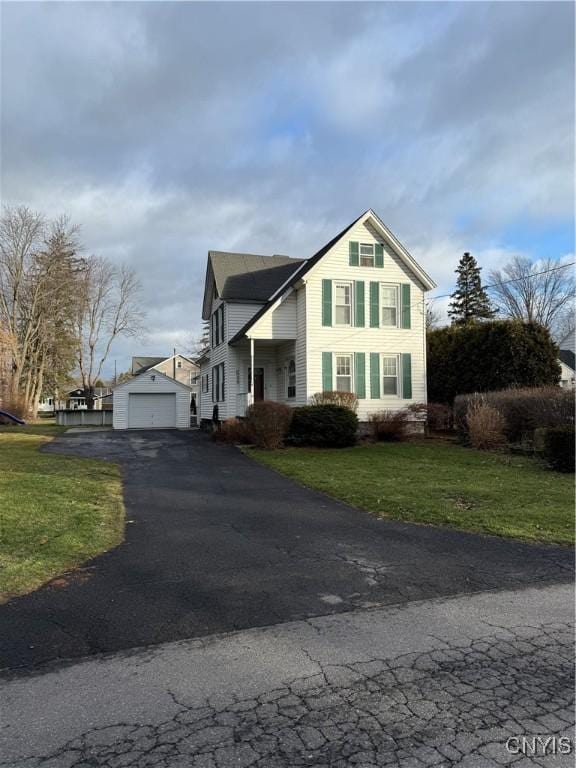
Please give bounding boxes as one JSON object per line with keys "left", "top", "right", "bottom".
{"left": 227, "top": 302, "right": 263, "bottom": 337}
{"left": 250, "top": 293, "right": 297, "bottom": 339}
{"left": 198, "top": 300, "right": 264, "bottom": 422}
{"left": 113, "top": 370, "right": 191, "bottom": 429}
{"left": 295, "top": 286, "right": 307, "bottom": 404}
{"left": 304, "top": 218, "right": 427, "bottom": 421}
{"left": 559, "top": 360, "right": 575, "bottom": 389}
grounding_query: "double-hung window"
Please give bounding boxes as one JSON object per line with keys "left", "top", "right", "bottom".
{"left": 335, "top": 282, "right": 352, "bottom": 326}
{"left": 211, "top": 306, "right": 225, "bottom": 347}
{"left": 335, "top": 355, "right": 352, "bottom": 392}
{"left": 381, "top": 285, "right": 398, "bottom": 327}
{"left": 287, "top": 359, "right": 296, "bottom": 399}
{"left": 202, "top": 374, "right": 209, "bottom": 393}
{"left": 359, "top": 243, "right": 375, "bottom": 267}
{"left": 211, "top": 363, "right": 225, "bottom": 402}
{"left": 382, "top": 355, "right": 399, "bottom": 396}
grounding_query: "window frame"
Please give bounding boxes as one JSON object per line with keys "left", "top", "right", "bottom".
{"left": 286, "top": 359, "right": 296, "bottom": 399}
{"left": 335, "top": 353, "right": 353, "bottom": 393}
{"left": 381, "top": 354, "right": 400, "bottom": 397}
{"left": 211, "top": 363, "right": 225, "bottom": 402}
{"left": 334, "top": 281, "right": 353, "bottom": 327}
{"left": 359, "top": 242, "right": 375, "bottom": 267}
{"left": 380, "top": 283, "right": 399, "bottom": 328}
{"left": 211, "top": 305, "right": 226, "bottom": 348}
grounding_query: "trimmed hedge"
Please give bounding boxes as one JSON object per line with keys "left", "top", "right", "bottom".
{"left": 541, "top": 427, "right": 575, "bottom": 473}
{"left": 427, "top": 320, "right": 561, "bottom": 404}
{"left": 290, "top": 405, "right": 358, "bottom": 448}
{"left": 454, "top": 387, "right": 574, "bottom": 444}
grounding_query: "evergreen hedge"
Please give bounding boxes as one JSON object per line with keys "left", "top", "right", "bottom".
{"left": 290, "top": 405, "right": 358, "bottom": 448}
{"left": 427, "top": 320, "right": 561, "bottom": 404}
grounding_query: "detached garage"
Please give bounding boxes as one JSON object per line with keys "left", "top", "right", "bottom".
{"left": 113, "top": 369, "right": 193, "bottom": 430}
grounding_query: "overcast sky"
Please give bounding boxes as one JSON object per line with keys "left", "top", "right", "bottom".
{"left": 1, "top": 1, "right": 574, "bottom": 377}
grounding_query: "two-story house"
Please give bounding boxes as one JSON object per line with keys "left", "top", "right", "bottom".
{"left": 197, "top": 209, "right": 436, "bottom": 427}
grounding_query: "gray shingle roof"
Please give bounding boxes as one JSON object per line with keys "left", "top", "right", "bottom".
{"left": 209, "top": 252, "right": 303, "bottom": 303}
{"left": 131, "top": 356, "right": 167, "bottom": 375}
{"left": 559, "top": 349, "right": 575, "bottom": 371}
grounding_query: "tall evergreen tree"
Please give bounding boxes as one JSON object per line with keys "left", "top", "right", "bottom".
{"left": 448, "top": 251, "right": 495, "bottom": 324}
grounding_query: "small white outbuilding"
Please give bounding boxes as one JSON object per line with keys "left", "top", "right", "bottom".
{"left": 112, "top": 369, "right": 193, "bottom": 430}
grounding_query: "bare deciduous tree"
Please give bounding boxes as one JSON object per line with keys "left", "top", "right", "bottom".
{"left": 0, "top": 206, "right": 46, "bottom": 402}
{"left": 76, "top": 256, "right": 144, "bottom": 408}
{"left": 426, "top": 302, "right": 442, "bottom": 330}
{"left": 488, "top": 256, "right": 574, "bottom": 331}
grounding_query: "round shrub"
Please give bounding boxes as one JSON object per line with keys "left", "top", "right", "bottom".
{"left": 290, "top": 405, "right": 358, "bottom": 448}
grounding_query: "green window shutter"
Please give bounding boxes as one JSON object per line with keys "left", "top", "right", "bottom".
{"left": 354, "top": 281, "right": 365, "bottom": 327}
{"left": 322, "top": 279, "right": 332, "bottom": 326}
{"left": 369, "top": 282, "right": 380, "bottom": 328}
{"left": 401, "top": 284, "right": 411, "bottom": 329}
{"left": 349, "top": 241, "right": 359, "bottom": 266}
{"left": 354, "top": 353, "right": 366, "bottom": 399}
{"left": 322, "top": 352, "right": 333, "bottom": 392}
{"left": 375, "top": 243, "right": 384, "bottom": 268}
{"left": 370, "top": 353, "right": 380, "bottom": 399}
{"left": 402, "top": 353, "right": 412, "bottom": 399}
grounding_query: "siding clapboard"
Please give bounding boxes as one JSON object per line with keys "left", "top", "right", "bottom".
{"left": 304, "top": 219, "right": 427, "bottom": 420}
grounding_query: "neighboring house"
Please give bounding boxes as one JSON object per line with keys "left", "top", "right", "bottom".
{"left": 558, "top": 349, "right": 575, "bottom": 389}
{"left": 197, "top": 209, "right": 436, "bottom": 426}
{"left": 131, "top": 354, "right": 199, "bottom": 409}
{"left": 38, "top": 387, "right": 113, "bottom": 412}
{"left": 113, "top": 368, "right": 194, "bottom": 429}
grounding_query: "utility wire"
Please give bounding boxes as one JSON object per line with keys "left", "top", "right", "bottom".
{"left": 425, "top": 260, "right": 575, "bottom": 308}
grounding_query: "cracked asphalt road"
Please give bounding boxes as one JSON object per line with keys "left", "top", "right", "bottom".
{"left": 0, "top": 430, "right": 572, "bottom": 670}
{"left": 1, "top": 584, "right": 574, "bottom": 767}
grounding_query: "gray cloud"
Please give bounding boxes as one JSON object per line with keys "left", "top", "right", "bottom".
{"left": 1, "top": 1, "right": 573, "bottom": 375}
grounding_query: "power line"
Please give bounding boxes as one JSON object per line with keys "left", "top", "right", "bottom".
{"left": 425, "top": 260, "right": 575, "bottom": 308}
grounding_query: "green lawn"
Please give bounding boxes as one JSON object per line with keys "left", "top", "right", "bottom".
{"left": 250, "top": 442, "right": 574, "bottom": 545}
{"left": 0, "top": 424, "right": 124, "bottom": 602}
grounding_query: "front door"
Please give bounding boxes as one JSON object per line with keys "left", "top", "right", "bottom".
{"left": 249, "top": 367, "right": 265, "bottom": 401}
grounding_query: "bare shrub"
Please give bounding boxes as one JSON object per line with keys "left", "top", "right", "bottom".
{"left": 466, "top": 401, "right": 507, "bottom": 450}
{"left": 213, "top": 418, "right": 252, "bottom": 444}
{"left": 245, "top": 401, "right": 293, "bottom": 450}
{"left": 455, "top": 387, "right": 574, "bottom": 443}
{"left": 369, "top": 409, "right": 409, "bottom": 442}
{"left": 309, "top": 391, "right": 359, "bottom": 412}
{"left": 0, "top": 394, "right": 30, "bottom": 420}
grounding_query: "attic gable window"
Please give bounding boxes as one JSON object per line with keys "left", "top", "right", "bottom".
{"left": 359, "top": 243, "right": 375, "bottom": 267}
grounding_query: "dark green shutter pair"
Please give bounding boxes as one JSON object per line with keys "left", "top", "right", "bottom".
{"left": 349, "top": 242, "right": 384, "bottom": 267}
{"left": 369, "top": 353, "right": 412, "bottom": 399}
{"left": 368, "top": 282, "right": 412, "bottom": 328}
{"left": 322, "top": 352, "right": 410, "bottom": 399}
{"left": 321, "top": 352, "right": 366, "bottom": 398}
{"left": 322, "top": 279, "right": 365, "bottom": 327}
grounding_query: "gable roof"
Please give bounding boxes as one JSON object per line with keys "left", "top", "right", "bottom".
{"left": 151, "top": 354, "right": 198, "bottom": 370}
{"left": 559, "top": 349, "right": 575, "bottom": 371}
{"left": 131, "top": 356, "right": 166, "bottom": 375}
{"left": 229, "top": 209, "right": 436, "bottom": 344}
{"left": 113, "top": 367, "right": 193, "bottom": 393}
{"left": 202, "top": 252, "right": 303, "bottom": 319}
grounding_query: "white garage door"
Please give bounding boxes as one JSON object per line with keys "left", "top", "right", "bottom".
{"left": 128, "top": 393, "right": 177, "bottom": 429}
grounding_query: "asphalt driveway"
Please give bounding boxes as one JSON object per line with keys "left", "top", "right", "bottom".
{"left": 0, "top": 430, "right": 572, "bottom": 670}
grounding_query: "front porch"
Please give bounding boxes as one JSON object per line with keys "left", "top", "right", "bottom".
{"left": 231, "top": 338, "right": 299, "bottom": 417}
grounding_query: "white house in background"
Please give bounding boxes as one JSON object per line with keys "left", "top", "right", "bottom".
{"left": 197, "top": 209, "right": 436, "bottom": 427}
{"left": 558, "top": 350, "right": 575, "bottom": 389}
{"left": 113, "top": 369, "right": 193, "bottom": 429}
